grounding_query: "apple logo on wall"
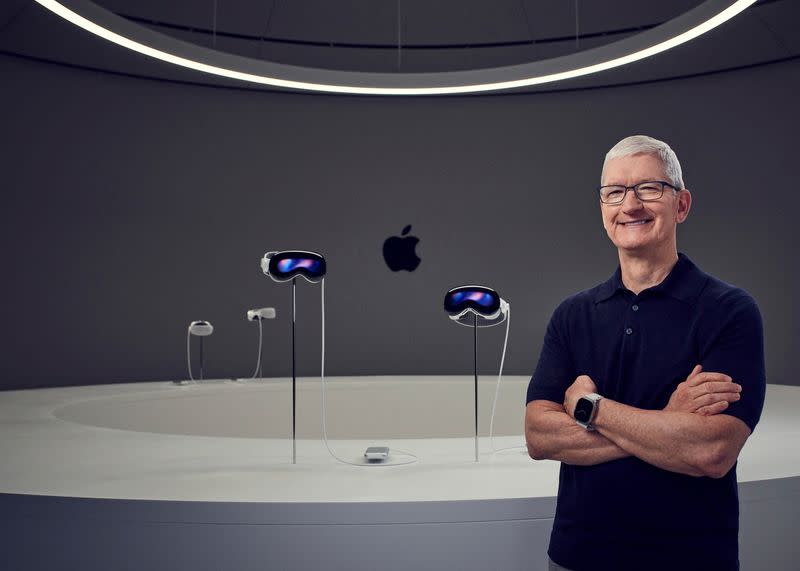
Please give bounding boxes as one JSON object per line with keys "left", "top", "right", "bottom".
{"left": 383, "top": 225, "right": 421, "bottom": 272}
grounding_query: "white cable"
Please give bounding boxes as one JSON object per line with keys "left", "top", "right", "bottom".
{"left": 186, "top": 326, "right": 194, "bottom": 381}
{"left": 249, "top": 317, "right": 263, "bottom": 380}
{"left": 320, "top": 278, "right": 418, "bottom": 467}
{"left": 487, "top": 306, "right": 526, "bottom": 455}
{"left": 488, "top": 306, "right": 509, "bottom": 452}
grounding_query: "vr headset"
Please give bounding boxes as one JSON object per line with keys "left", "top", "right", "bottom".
{"left": 261, "top": 250, "right": 327, "bottom": 283}
{"left": 444, "top": 285, "right": 509, "bottom": 327}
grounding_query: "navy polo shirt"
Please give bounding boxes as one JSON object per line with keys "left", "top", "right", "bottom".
{"left": 526, "top": 253, "right": 765, "bottom": 571}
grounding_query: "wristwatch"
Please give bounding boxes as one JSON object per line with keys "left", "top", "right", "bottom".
{"left": 574, "top": 393, "right": 603, "bottom": 431}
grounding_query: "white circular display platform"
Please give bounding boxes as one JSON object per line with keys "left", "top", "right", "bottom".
{"left": 1, "top": 376, "right": 798, "bottom": 571}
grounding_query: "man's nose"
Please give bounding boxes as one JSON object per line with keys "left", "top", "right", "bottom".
{"left": 621, "top": 187, "right": 644, "bottom": 210}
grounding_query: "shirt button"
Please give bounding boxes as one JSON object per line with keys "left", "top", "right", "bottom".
{"left": 625, "top": 327, "right": 633, "bottom": 335}
{"left": 632, "top": 305, "right": 639, "bottom": 311}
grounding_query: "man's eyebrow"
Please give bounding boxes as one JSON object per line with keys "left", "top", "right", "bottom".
{"left": 601, "top": 179, "right": 666, "bottom": 186}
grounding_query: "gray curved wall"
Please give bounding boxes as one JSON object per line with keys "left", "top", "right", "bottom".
{"left": 1, "top": 478, "right": 799, "bottom": 570}
{"left": 1, "top": 54, "right": 798, "bottom": 390}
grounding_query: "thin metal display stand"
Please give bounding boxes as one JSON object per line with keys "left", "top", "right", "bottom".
{"left": 473, "top": 313, "right": 479, "bottom": 462}
{"left": 199, "top": 337, "right": 205, "bottom": 380}
{"left": 291, "top": 277, "right": 297, "bottom": 464}
{"left": 182, "top": 322, "right": 215, "bottom": 384}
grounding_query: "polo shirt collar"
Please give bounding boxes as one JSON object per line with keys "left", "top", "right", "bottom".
{"left": 593, "top": 253, "right": 707, "bottom": 304}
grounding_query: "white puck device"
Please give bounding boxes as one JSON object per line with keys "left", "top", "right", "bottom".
{"left": 247, "top": 307, "right": 277, "bottom": 321}
{"left": 364, "top": 446, "right": 390, "bottom": 461}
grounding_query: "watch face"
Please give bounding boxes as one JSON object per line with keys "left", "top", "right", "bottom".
{"left": 574, "top": 397, "right": 595, "bottom": 424}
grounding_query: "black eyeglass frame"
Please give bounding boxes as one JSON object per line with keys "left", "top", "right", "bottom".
{"left": 597, "top": 180, "right": 680, "bottom": 204}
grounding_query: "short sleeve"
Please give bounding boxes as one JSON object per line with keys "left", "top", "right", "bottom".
{"left": 526, "top": 301, "right": 576, "bottom": 405}
{"left": 699, "top": 290, "right": 766, "bottom": 432}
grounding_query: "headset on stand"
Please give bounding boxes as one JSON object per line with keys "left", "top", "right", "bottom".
{"left": 260, "top": 250, "right": 325, "bottom": 464}
{"left": 261, "top": 250, "right": 418, "bottom": 467}
{"left": 186, "top": 320, "right": 214, "bottom": 382}
{"left": 444, "top": 285, "right": 523, "bottom": 457}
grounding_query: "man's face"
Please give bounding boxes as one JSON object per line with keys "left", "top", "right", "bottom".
{"left": 600, "top": 153, "right": 690, "bottom": 255}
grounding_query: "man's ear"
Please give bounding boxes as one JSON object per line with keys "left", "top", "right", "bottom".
{"left": 676, "top": 189, "right": 692, "bottom": 223}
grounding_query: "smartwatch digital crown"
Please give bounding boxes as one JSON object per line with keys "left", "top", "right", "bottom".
{"left": 574, "top": 393, "right": 603, "bottom": 431}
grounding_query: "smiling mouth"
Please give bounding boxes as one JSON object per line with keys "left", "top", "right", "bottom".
{"left": 619, "top": 219, "right": 653, "bottom": 226}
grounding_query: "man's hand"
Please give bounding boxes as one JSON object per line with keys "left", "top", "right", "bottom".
{"left": 547, "top": 366, "right": 748, "bottom": 476}
{"left": 564, "top": 375, "right": 598, "bottom": 420}
{"left": 664, "top": 364, "right": 742, "bottom": 415}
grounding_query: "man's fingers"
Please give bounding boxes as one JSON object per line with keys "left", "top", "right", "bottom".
{"left": 692, "top": 381, "right": 742, "bottom": 396}
{"left": 685, "top": 364, "right": 703, "bottom": 383}
{"left": 685, "top": 371, "right": 734, "bottom": 387}
{"left": 697, "top": 391, "right": 741, "bottom": 408}
{"left": 685, "top": 366, "right": 709, "bottom": 387}
{"left": 696, "top": 400, "right": 729, "bottom": 416}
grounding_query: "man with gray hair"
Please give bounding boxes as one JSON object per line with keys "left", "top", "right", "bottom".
{"left": 525, "top": 135, "right": 765, "bottom": 570}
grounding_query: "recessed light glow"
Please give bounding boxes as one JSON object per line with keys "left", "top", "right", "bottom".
{"left": 36, "top": 0, "right": 757, "bottom": 96}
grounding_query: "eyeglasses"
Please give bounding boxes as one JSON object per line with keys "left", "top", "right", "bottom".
{"left": 597, "top": 180, "right": 678, "bottom": 204}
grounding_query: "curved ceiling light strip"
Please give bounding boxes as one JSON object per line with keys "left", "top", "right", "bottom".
{"left": 37, "top": 0, "right": 756, "bottom": 96}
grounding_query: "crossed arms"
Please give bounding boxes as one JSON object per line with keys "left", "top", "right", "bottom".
{"left": 525, "top": 365, "right": 752, "bottom": 478}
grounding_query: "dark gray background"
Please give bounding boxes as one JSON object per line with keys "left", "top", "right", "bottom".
{"left": 1, "top": 53, "right": 798, "bottom": 391}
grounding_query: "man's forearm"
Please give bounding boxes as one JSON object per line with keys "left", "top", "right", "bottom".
{"left": 526, "top": 402, "right": 630, "bottom": 466}
{"left": 592, "top": 398, "right": 743, "bottom": 478}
